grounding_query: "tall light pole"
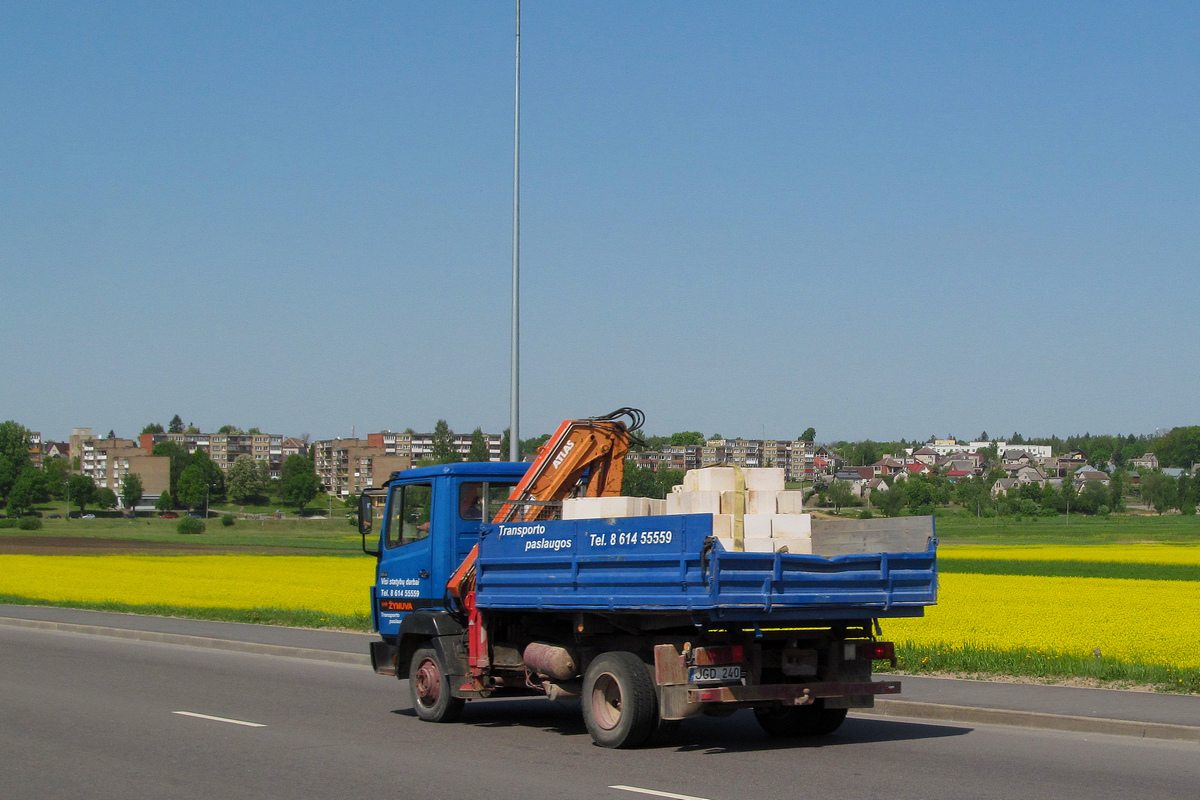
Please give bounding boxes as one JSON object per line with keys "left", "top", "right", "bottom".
{"left": 508, "top": 0, "right": 521, "bottom": 462}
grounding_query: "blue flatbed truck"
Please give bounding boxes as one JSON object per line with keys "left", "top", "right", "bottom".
{"left": 361, "top": 461, "right": 937, "bottom": 748}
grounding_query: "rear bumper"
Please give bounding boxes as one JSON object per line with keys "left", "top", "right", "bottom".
{"left": 686, "top": 680, "right": 900, "bottom": 705}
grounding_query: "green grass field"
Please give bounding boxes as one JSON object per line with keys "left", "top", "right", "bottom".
{"left": 3, "top": 499, "right": 361, "bottom": 551}
{"left": 934, "top": 511, "right": 1200, "bottom": 545}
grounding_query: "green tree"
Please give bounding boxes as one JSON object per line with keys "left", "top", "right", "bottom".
{"left": 873, "top": 484, "right": 907, "bottom": 517}
{"left": 800, "top": 428, "right": 816, "bottom": 443}
{"left": 168, "top": 415, "right": 185, "bottom": 434}
{"left": 0, "top": 420, "right": 31, "bottom": 501}
{"left": 247, "top": 427, "right": 262, "bottom": 435}
{"left": 430, "top": 420, "right": 459, "bottom": 464}
{"left": 5, "top": 470, "right": 37, "bottom": 516}
{"left": 1108, "top": 471, "right": 1126, "bottom": 512}
{"left": 279, "top": 454, "right": 320, "bottom": 512}
{"left": 217, "top": 424, "right": 242, "bottom": 435}
{"left": 1140, "top": 472, "right": 1178, "bottom": 515}
{"left": 188, "top": 448, "right": 225, "bottom": 502}
{"left": 467, "top": 428, "right": 490, "bottom": 462}
{"left": 283, "top": 469, "right": 321, "bottom": 512}
{"left": 668, "top": 431, "right": 705, "bottom": 446}
{"left": 1076, "top": 481, "right": 1108, "bottom": 515}
{"left": 905, "top": 477, "right": 934, "bottom": 514}
{"left": 152, "top": 441, "right": 190, "bottom": 500}
{"left": 521, "top": 433, "right": 551, "bottom": 460}
{"left": 121, "top": 472, "right": 143, "bottom": 511}
{"left": 96, "top": 487, "right": 118, "bottom": 510}
{"left": 1154, "top": 426, "right": 1200, "bottom": 469}
{"left": 43, "top": 458, "right": 70, "bottom": 500}
{"left": 141, "top": 422, "right": 164, "bottom": 434}
{"left": 67, "top": 474, "right": 97, "bottom": 515}
{"left": 155, "top": 492, "right": 175, "bottom": 512}
{"left": 176, "top": 465, "right": 208, "bottom": 510}
{"left": 226, "top": 455, "right": 267, "bottom": 504}
{"left": 826, "top": 479, "right": 853, "bottom": 512}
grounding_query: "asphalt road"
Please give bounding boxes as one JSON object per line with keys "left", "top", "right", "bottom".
{"left": 3, "top": 625, "right": 1197, "bottom": 800}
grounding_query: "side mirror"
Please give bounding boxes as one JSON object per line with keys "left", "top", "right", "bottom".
{"left": 360, "top": 491, "right": 382, "bottom": 557}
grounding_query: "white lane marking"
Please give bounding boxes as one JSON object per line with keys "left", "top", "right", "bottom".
{"left": 610, "top": 786, "right": 712, "bottom": 800}
{"left": 172, "top": 711, "right": 266, "bottom": 728}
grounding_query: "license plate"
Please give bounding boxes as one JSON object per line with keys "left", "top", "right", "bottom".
{"left": 688, "top": 665, "right": 743, "bottom": 683}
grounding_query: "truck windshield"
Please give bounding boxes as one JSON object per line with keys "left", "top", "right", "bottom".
{"left": 385, "top": 483, "right": 433, "bottom": 549}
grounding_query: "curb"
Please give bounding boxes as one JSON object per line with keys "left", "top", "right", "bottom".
{"left": 0, "top": 617, "right": 372, "bottom": 667}
{"left": 859, "top": 699, "right": 1200, "bottom": 743}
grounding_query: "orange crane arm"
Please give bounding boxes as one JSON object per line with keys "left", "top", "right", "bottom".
{"left": 447, "top": 408, "right": 643, "bottom": 605}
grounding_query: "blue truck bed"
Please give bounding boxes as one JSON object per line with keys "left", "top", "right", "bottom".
{"left": 474, "top": 513, "right": 937, "bottom": 622}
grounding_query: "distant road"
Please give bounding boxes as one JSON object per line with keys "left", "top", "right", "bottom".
{"left": 3, "top": 625, "right": 1197, "bottom": 800}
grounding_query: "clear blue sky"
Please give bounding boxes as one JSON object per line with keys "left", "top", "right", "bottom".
{"left": 3, "top": 2, "right": 1197, "bottom": 445}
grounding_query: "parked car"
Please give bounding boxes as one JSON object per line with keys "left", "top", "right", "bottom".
{"left": 160, "top": 512, "right": 179, "bottom": 519}
{"left": 81, "top": 514, "right": 96, "bottom": 520}
{"left": 47, "top": 514, "right": 61, "bottom": 519}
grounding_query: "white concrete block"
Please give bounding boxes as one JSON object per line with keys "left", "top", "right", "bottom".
{"left": 682, "top": 471, "right": 699, "bottom": 492}
{"left": 671, "top": 484, "right": 684, "bottom": 494}
{"left": 561, "top": 497, "right": 582, "bottom": 519}
{"left": 715, "top": 537, "right": 735, "bottom": 551}
{"left": 770, "top": 513, "right": 812, "bottom": 538}
{"left": 773, "top": 537, "right": 812, "bottom": 555}
{"left": 743, "top": 537, "right": 775, "bottom": 553}
{"left": 719, "top": 490, "right": 744, "bottom": 514}
{"left": 710, "top": 514, "right": 732, "bottom": 539}
{"left": 684, "top": 491, "right": 722, "bottom": 515}
{"left": 776, "top": 491, "right": 805, "bottom": 514}
{"left": 747, "top": 490, "right": 778, "bottom": 515}
{"left": 564, "top": 496, "right": 651, "bottom": 519}
{"left": 693, "top": 468, "right": 737, "bottom": 493}
{"left": 744, "top": 468, "right": 785, "bottom": 492}
{"left": 647, "top": 499, "right": 666, "bottom": 516}
{"left": 743, "top": 514, "right": 774, "bottom": 539}
{"left": 665, "top": 493, "right": 684, "bottom": 515}
{"left": 608, "top": 496, "right": 650, "bottom": 517}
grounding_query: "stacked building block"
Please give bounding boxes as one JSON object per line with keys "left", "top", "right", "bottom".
{"left": 561, "top": 466, "right": 810, "bottom": 554}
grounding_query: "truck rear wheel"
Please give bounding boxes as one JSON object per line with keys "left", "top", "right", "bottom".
{"left": 754, "top": 700, "right": 848, "bottom": 738}
{"left": 409, "top": 646, "right": 465, "bottom": 723}
{"left": 582, "top": 652, "right": 657, "bottom": 748}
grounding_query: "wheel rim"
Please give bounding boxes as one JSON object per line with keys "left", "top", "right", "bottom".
{"left": 590, "top": 672, "right": 622, "bottom": 730}
{"left": 414, "top": 657, "right": 441, "bottom": 708}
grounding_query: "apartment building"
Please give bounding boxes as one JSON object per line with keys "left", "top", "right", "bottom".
{"left": 27, "top": 431, "right": 42, "bottom": 470}
{"left": 313, "top": 438, "right": 413, "bottom": 497}
{"left": 70, "top": 429, "right": 169, "bottom": 502}
{"left": 139, "top": 430, "right": 284, "bottom": 478}
{"left": 408, "top": 431, "right": 503, "bottom": 462}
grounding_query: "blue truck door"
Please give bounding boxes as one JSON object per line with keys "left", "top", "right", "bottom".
{"left": 375, "top": 480, "right": 438, "bottom": 634}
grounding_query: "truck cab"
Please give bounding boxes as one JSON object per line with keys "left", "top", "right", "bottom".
{"left": 364, "top": 462, "right": 528, "bottom": 638}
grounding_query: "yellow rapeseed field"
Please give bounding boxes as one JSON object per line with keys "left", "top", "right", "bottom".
{"left": 0, "top": 555, "right": 375, "bottom": 616}
{"left": 940, "top": 543, "right": 1200, "bottom": 566}
{"left": 884, "top": 572, "right": 1200, "bottom": 669}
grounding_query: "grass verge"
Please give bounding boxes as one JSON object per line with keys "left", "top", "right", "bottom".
{"left": 0, "top": 594, "right": 371, "bottom": 631}
{"left": 937, "top": 558, "right": 1200, "bottom": 581}
{"left": 879, "top": 641, "right": 1200, "bottom": 694}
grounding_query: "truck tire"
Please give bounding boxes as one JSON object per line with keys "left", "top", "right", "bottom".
{"left": 409, "top": 646, "right": 465, "bottom": 723}
{"left": 754, "top": 700, "right": 848, "bottom": 738}
{"left": 581, "top": 652, "right": 658, "bottom": 748}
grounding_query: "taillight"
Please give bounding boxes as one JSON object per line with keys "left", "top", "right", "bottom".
{"left": 691, "top": 645, "right": 745, "bottom": 666}
{"left": 861, "top": 642, "right": 895, "bottom": 661}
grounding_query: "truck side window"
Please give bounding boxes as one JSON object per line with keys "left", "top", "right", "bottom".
{"left": 459, "top": 482, "right": 520, "bottom": 522}
{"left": 385, "top": 483, "right": 433, "bottom": 549}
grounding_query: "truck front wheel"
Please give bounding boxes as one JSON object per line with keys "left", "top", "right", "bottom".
{"left": 754, "top": 700, "right": 848, "bottom": 737}
{"left": 582, "top": 652, "right": 657, "bottom": 748}
{"left": 409, "top": 646, "right": 465, "bottom": 723}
